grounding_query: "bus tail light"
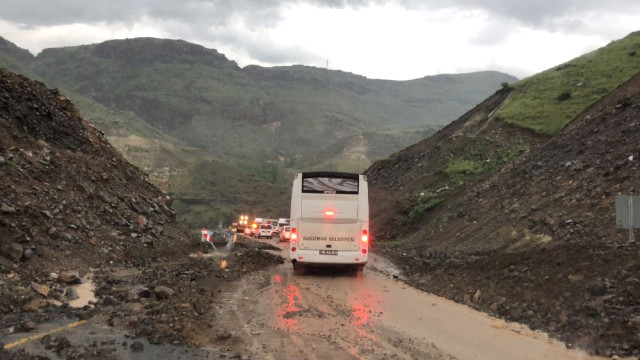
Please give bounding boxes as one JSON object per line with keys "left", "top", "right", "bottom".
{"left": 291, "top": 227, "right": 298, "bottom": 241}
{"left": 361, "top": 229, "right": 368, "bottom": 243}
{"left": 324, "top": 210, "right": 335, "bottom": 216}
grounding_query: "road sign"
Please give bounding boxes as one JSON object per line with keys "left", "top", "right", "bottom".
{"left": 616, "top": 196, "right": 640, "bottom": 243}
{"left": 616, "top": 196, "right": 640, "bottom": 228}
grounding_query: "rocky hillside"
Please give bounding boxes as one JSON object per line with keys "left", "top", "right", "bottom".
{"left": 367, "top": 69, "right": 640, "bottom": 356}
{"left": 23, "top": 37, "right": 514, "bottom": 166}
{"left": 0, "top": 35, "right": 517, "bottom": 226}
{"left": 0, "top": 67, "right": 284, "bottom": 359}
{"left": 0, "top": 67, "right": 197, "bottom": 312}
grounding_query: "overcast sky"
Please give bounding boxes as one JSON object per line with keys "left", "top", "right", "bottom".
{"left": 1, "top": 0, "right": 639, "bottom": 80}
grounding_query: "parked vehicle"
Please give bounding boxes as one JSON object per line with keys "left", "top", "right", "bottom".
{"left": 256, "top": 224, "right": 274, "bottom": 239}
{"left": 275, "top": 220, "right": 290, "bottom": 235}
{"left": 248, "top": 223, "right": 258, "bottom": 237}
{"left": 279, "top": 226, "right": 292, "bottom": 242}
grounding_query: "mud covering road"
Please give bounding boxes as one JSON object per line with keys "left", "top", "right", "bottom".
{"left": 1, "top": 235, "right": 622, "bottom": 359}
{"left": 203, "top": 236, "right": 616, "bottom": 360}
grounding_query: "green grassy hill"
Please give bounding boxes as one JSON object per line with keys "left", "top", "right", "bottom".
{"left": 496, "top": 31, "right": 640, "bottom": 134}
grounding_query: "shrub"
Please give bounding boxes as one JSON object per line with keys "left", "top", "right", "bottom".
{"left": 557, "top": 91, "right": 572, "bottom": 101}
{"left": 444, "top": 158, "right": 484, "bottom": 175}
{"left": 410, "top": 193, "right": 443, "bottom": 218}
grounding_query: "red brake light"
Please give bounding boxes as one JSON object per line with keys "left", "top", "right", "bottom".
{"left": 361, "top": 229, "right": 368, "bottom": 242}
{"left": 324, "top": 210, "right": 335, "bottom": 216}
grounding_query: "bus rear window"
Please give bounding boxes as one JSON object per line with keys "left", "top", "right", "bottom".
{"left": 302, "top": 177, "right": 359, "bottom": 194}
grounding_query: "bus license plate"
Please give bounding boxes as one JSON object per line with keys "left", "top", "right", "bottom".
{"left": 319, "top": 250, "right": 338, "bottom": 255}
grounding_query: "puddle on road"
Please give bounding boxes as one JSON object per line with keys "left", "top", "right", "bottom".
{"left": 68, "top": 278, "right": 97, "bottom": 308}
{"left": 4, "top": 322, "right": 221, "bottom": 360}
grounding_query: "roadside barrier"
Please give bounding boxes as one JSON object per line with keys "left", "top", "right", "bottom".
{"left": 200, "top": 228, "right": 236, "bottom": 251}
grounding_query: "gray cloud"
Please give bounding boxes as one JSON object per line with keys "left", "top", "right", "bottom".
{"left": 1, "top": 0, "right": 638, "bottom": 76}
{"left": 0, "top": 0, "right": 285, "bottom": 28}
{"left": 209, "top": 26, "right": 321, "bottom": 64}
{"left": 396, "top": 0, "right": 640, "bottom": 27}
{"left": 3, "top": 0, "right": 638, "bottom": 36}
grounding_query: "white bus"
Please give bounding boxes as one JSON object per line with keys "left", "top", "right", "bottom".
{"left": 289, "top": 171, "right": 369, "bottom": 272}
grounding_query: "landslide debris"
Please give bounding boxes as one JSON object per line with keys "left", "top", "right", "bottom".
{"left": 0, "top": 67, "right": 283, "bottom": 358}
{"left": 0, "top": 67, "right": 194, "bottom": 306}
{"left": 367, "top": 72, "right": 640, "bottom": 357}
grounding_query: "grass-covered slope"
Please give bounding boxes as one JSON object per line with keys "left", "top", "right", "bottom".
{"left": 168, "top": 159, "right": 291, "bottom": 226}
{"left": 496, "top": 31, "right": 640, "bottom": 134}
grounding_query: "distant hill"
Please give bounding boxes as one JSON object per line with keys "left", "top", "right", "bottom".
{"left": 0, "top": 36, "right": 38, "bottom": 79}
{"left": 169, "top": 159, "right": 291, "bottom": 227}
{"left": 24, "top": 38, "right": 515, "bottom": 169}
{"left": 0, "top": 36, "right": 516, "bottom": 225}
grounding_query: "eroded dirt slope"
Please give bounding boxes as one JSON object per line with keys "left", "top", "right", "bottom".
{"left": 367, "top": 72, "right": 640, "bottom": 357}
{"left": 0, "top": 68, "right": 284, "bottom": 358}
{"left": 0, "top": 67, "right": 196, "bottom": 283}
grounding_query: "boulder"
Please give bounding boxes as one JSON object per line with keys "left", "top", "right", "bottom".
{"left": 65, "top": 287, "right": 79, "bottom": 301}
{"left": 58, "top": 271, "right": 81, "bottom": 284}
{"left": 153, "top": 286, "right": 174, "bottom": 300}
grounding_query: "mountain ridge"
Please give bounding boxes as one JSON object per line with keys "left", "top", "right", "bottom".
{"left": 0, "top": 35, "right": 516, "bottom": 225}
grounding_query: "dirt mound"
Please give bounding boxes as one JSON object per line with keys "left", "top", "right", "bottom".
{"left": 0, "top": 67, "right": 198, "bottom": 275}
{"left": 0, "top": 67, "right": 285, "bottom": 357}
{"left": 0, "top": 66, "right": 195, "bottom": 327}
{"left": 368, "top": 73, "right": 640, "bottom": 357}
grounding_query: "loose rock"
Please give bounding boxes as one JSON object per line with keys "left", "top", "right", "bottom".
{"left": 153, "top": 286, "right": 174, "bottom": 299}
{"left": 58, "top": 270, "right": 81, "bottom": 284}
{"left": 31, "top": 282, "right": 50, "bottom": 296}
{"left": 65, "top": 287, "right": 79, "bottom": 301}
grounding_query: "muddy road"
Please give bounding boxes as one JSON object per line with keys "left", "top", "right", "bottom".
{"left": 2, "top": 235, "right": 617, "bottom": 359}
{"left": 213, "top": 237, "right": 609, "bottom": 360}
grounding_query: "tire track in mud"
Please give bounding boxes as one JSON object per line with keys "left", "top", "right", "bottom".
{"left": 217, "top": 259, "right": 455, "bottom": 360}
